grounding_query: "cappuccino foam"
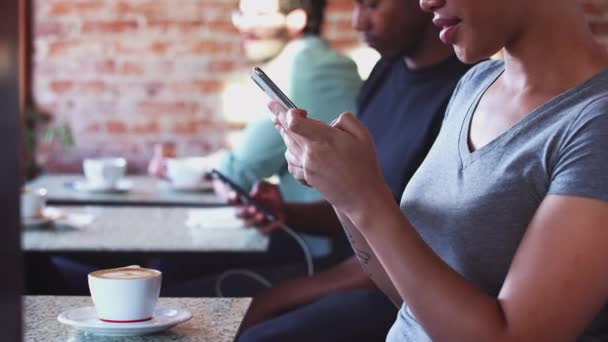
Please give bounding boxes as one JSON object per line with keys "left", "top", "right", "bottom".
{"left": 91, "top": 267, "right": 160, "bottom": 280}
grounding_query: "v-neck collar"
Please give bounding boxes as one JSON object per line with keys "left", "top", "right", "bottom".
{"left": 458, "top": 63, "right": 608, "bottom": 168}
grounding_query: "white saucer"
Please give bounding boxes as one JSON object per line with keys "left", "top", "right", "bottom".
{"left": 160, "top": 180, "right": 213, "bottom": 193}
{"left": 73, "top": 179, "right": 133, "bottom": 193}
{"left": 21, "top": 207, "right": 63, "bottom": 227}
{"left": 58, "top": 306, "right": 192, "bottom": 336}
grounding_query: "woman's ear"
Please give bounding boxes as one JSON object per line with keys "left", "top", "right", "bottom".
{"left": 285, "top": 8, "right": 308, "bottom": 35}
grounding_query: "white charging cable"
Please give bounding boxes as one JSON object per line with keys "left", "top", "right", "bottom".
{"left": 214, "top": 223, "right": 314, "bottom": 297}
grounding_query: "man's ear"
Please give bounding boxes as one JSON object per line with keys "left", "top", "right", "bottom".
{"left": 285, "top": 8, "right": 308, "bottom": 34}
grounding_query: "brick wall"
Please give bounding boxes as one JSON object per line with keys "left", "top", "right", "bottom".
{"left": 32, "top": 0, "right": 359, "bottom": 172}
{"left": 32, "top": 0, "right": 608, "bottom": 173}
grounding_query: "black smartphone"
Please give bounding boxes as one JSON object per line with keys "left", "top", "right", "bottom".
{"left": 208, "top": 169, "right": 277, "bottom": 222}
{"left": 250, "top": 67, "right": 297, "bottom": 110}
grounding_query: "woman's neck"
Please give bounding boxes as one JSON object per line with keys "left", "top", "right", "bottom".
{"left": 501, "top": 2, "right": 608, "bottom": 94}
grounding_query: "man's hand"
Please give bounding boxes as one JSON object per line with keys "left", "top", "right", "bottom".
{"left": 232, "top": 181, "right": 287, "bottom": 234}
{"left": 239, "top": 286, "right": 294, "bottom": 331}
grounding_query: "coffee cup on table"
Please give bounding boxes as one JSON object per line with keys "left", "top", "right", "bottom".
{"left": 83, "top": 157, "right": 127, "bottom": 189}
{"left": 21, "top": 188, "right": 47, "bottom": 218}
{"left": 166, "top": 157, "right": 209, "bottom": 189}
{"left": 88, "top": 266, "right": 162, "bottom": 323}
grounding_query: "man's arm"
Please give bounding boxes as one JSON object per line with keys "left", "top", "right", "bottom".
{"left": 240, "top": 257, "right": 381, "bottom": 330}
{"left": 218, "top": 119, "right": 289, "bottom": 192}
{"left": 334, "top": 207, "right": 402, "bottom": 306}
{"left": 283, "top": 201, "right": 342, "bottom": 236}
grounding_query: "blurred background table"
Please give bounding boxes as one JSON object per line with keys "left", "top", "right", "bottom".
{"left": 27, "top": 174, "right": 224, "bottom": 207}
{"left": 22, "top": 206, "right": 269, "bottom": 253}
{"left": 24, "top": 296, "right": 251, "bottom": 341}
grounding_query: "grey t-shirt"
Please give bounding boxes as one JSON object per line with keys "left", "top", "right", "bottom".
{"left": 387, "top": 60, "right": 608, "bottom": 341}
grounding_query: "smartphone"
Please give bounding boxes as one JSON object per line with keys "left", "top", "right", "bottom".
{"left": 250, "top": 67, "right": 297, "bottom": 110}
{"left": 208, "top": 169, "right": 277, "bottom": 222}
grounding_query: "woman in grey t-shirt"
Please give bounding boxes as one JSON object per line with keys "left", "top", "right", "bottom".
{"left": 268, "top": 0, "right": 608, "bottom": 340}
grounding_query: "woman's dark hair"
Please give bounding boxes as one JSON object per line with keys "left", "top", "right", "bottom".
{"left": 279, "top": 0, "right": 327, "bottom": 35}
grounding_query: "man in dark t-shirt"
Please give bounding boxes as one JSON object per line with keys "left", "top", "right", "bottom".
{"left": 237, "top": 0, "right": 474, "bottom": 341}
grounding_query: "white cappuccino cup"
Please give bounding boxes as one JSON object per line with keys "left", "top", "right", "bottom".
{"left": 88, "top": 266, "right": 162, "bottom": 322}
{"left": 83, "top": 157, "right": 127, "bottom": 189}
{"left": 20, "top": 188, "right": 47, "bottom": 218}
{"left": 166, "top": 157, "right": 210, "bottom": 188}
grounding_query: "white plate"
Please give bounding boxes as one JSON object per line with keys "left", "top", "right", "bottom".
{"left": 159, "top": 180, "right": 213, "bottom": 193}
{"left": 21, "top": 207, "right": 63, "bottom": 227}
{"left": 73, "top": 179, "right": 133, "bottom": 193}
{"left": 58, "top": 306, "right": 192, "bottom": 336}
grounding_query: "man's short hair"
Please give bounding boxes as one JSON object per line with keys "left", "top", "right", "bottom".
{"left": 279, "top": 0, "right": 327, "bottom": 35}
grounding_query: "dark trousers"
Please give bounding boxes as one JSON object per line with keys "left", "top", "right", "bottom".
{"left": 238, "top": 289, "right": 397, "bottom": 342}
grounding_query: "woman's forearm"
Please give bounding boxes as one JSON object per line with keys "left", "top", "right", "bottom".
{"left": 346, "top": 191, "right": 507, "bottom": 341}
{"left": 334, "top": 207, "right": 402, "bottom": 307}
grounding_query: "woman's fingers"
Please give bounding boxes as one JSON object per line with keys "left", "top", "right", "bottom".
{"left": 286, "top": 110, "right": 332, "bottom": 142}
{"left": 331, "top": 112, "right": 371, "bottom": 141}
{"left": 268, "top": 101, "right": 306, "bottom": 130}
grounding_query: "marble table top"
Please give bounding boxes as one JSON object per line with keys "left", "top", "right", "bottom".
{"left": 22, "top": 206, "right": 269, "bottom": 253}
{"left": 27, "top": 174, "right": 224, "bottom": 207}
{"left": 24, "top": 296, "right": 251, "bottom": 341}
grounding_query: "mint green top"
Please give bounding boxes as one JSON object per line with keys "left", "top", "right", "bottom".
{"left": 219, "top": 36, "right": 362, "bottom": 203}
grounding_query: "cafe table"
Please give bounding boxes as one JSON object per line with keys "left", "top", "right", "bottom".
{"left": 24, "top": 295, "right": 252, "bottom": 341}
{"left": 27, "top": 174, "right": 224, "bottom": 207}
{"left": 22, "top": 206, "right": 269, "bottom": 254}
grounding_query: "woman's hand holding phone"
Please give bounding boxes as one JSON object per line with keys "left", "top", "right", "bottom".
{"left": 268, "top": 100, "right": 387, "bottom": 218}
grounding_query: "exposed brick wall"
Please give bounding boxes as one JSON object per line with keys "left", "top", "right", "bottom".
{"left": 32, "top": 0, "right": 608, "bottom": 173}
{"left": 32, "top": 0, "right": 359, "bottom": 172}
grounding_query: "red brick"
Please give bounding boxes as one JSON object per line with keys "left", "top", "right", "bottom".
{"left": 83, "top": 21, "right": 139, "bottom": 34}
{"left": 207, "top": 60, "right": 236, "bottom": 73}
{"left": 138, "top": 101, "right": 200, "bottom": 116}
{"left": 35, "top": 21, "right": 67, "bottom": 37}
{"left": 84, "top": 122, "right": 103, "bottom": 133}
{"left": 132, "top": 121, "right": 160, "bottom": 134}
{"left": 148, "top": 20, "right": 205, "bottom": 33}
{"left": 48, "top": 2, "right": 105, "bottom": 16}
{"left": 188, "top": 41, "right": 235, "bottom": 54}
{"left": 106, "top": 120, "right": 128, "bottom": 134}
{"left": 120, "top": 62, "right": 145, "bottom": 75}
{"left": 172, "top": 121, "right": 200, "bottom": 135}
{"left": 195, "top": 1, "right": 237, "bottom": 12}
{"left": 203, "top": 19, "right": 238, "bottom": 34}
{"left": 329, "top": 37, "right": 359, "bottom": 51}
{"left": 150, "top": 41, "right": 170, "bottom": 55}
{"left": 170, "top": 80, "right": 223, "bottom": 94}
{"left": 115, "top": 1, "right": 165, "bottom": 18}
{"left": 48, "top": 41, "right": 81, "bottom": 55}
{"left": 79, "top": 81, "right": 107, "bottom": 93}
{"left": 95, "top": 60, "right": 116, "bottom": 73}
{"left": 50, "top": 81, "right": 73, "bottom": 93}
{"left": 331, "top": 17, "right": 355, "bottom": 32}
{"left": 326, "top": 0, "right": 354, "bottom": 13}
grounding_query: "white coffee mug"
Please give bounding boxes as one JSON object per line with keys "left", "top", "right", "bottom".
{"left": 83, "top": 157, "right": 127, "bottom": 188}
{"left": 166, "top": 157, "right": 209, "bottom": 188}
{"left": 88, "top": 266, "right": 162, "bottom": 322}
{"left": 21, "top": 188, "right": 47, "bottom": 218}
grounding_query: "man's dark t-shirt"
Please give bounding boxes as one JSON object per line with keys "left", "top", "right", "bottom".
{"left": 358, "top": 55, "right": 473, "bottom": 201}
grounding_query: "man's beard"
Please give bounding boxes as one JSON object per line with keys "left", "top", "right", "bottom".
{"left": 243, "top": 38, "right": 288, "bottom": 62}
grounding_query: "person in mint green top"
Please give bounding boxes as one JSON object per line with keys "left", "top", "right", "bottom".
{"left": 219, "top": 0, "right": 362, "bottom": 203}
